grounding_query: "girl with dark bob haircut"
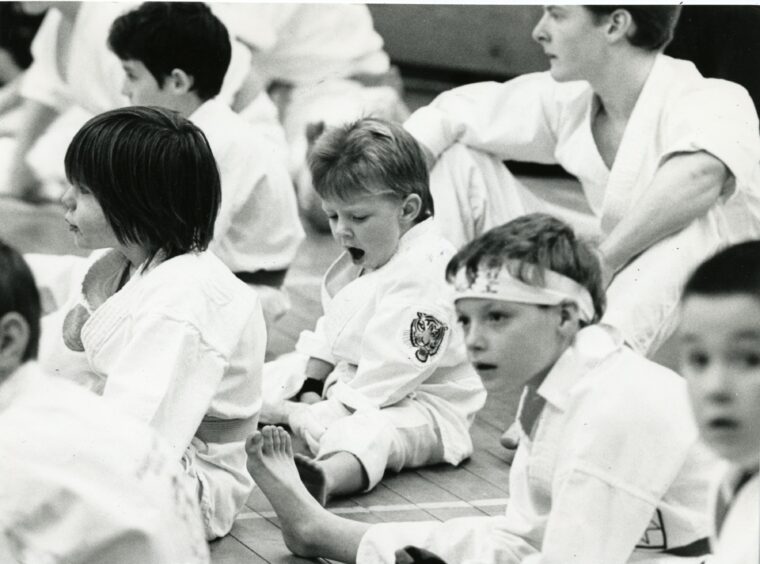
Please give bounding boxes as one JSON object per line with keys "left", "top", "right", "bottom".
{"left": 30, "top": 105, "right": 267, "bottom": 540}
{"left": 64, "top": 105, "right": 220, "bottom": 264}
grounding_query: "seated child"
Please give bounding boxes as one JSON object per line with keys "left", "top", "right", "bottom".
{"left": 677, "top": 241, "right": 760, "bottom": 564}
{"left": 107, "top": 2, "right": 305, "bottom": 325}
{"left": 27, "top": 106, "right": 267, "bottom": 539}
{"left": 262, "top": 117, "right": 486, "bottom": 504}
{"left": 247, "top": 213, "right": 721, "bottom": 563}
{"left": 0, "top": 240, "right": 209, "bottom": 563}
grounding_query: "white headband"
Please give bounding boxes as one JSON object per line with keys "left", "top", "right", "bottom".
{"left": 453, "top": 264, "right": 596, "bottom": 322}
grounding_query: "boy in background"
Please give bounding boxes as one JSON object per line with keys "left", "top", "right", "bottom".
{"left": 108, "top": 1, "right": 304, "bottom": 325}
{"left": 0, "top": 240, "right": 209, "bottom": 563}
{"left": 677, "top": 241, "right": 760, "bottom": 564}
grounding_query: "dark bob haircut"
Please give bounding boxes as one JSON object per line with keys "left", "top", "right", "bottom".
{"left": 64, "top": 106, "right": 221, "bottom": 264}
{"left": 108, "top": 2, "right": 231, "bottom": 101}
{"left": 308, "top": 117, "right": 434, "bottom": 224}
{"left": 445, "top": 213, "right": 606, "bottom": 323}
{"left": 683, "top": 241, "right": 760, "bottom": 302}
{"left": 586, "top": 5, "right": 682, "bottom": 51}
{"left": 0, "top": 239, "right": 41, "bottom": 361}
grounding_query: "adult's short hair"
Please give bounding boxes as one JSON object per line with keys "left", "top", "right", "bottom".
{"left": 0, "top": 239, "right": 41, "bottom": 361}
{"left": 108, "top": 2, "right": 231, "bottom": 100}
{"left": 64, "top": 106, "right": 221, "bottom": 264}
{"left": 308, "top": 117, "right": 433, "bottom": 223}
{"left": 446, "top": 213, "right": 606, "bottom": 323}
{"left": 586, "top": 5, "right": 682, "bottom": 51}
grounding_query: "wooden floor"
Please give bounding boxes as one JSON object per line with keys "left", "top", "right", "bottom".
{"left": 0, "top": 195, "right": 519, "bottom": 564}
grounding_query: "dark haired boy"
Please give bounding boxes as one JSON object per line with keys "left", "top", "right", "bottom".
{"left": 677, "top": 241, "right": 760, "bottom": 564}
{"left": 108, "top": 1, "right": 303, "bottom": 324}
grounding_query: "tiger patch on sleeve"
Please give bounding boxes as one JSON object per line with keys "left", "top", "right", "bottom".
{"left": 408, "top": 312, "right": 448, "bottom": 363}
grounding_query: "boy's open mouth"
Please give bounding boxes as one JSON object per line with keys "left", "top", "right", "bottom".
{"left": 474, "top": 362, "right": 497, "bottom": 372}
{"left": 347, "top": 247, "right": 365, "bottom": 261}
{"left": 707, "top": 417, "right": 738, "bottom": 430}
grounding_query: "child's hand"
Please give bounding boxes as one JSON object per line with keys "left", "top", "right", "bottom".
{"left": 298, "top": 391, "right": 322, "bottom": 405}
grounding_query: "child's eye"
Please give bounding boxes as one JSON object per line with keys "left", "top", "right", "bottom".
{"left": 736, "top": 352, "right": 760, "bottom": 369}
{"left": 351, "top": 215, "right": 368, "bottom": 222}
{"left": 685, "top": 351, "right": 709, "bottom": 370}
{"left": 487, "top": 312, "right": 508, "bottom": 324}
{"left": 325, "top": 213, "right": 338, "bottom": 221}
{"left": 456, "top": 315, "right": 470, "bottom": 327}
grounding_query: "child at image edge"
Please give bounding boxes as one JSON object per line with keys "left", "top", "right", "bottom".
{"left": 0, "top": 240, "right": 209, "bottom": 563}
{"left": 677, "top": 241, "right": 760, "bottom": 564}
{"left": 262, "top": 117, "right": 486, "bottom": 504}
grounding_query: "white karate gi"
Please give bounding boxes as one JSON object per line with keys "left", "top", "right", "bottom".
{"left": 404, "top": 54, "right": 760, "bottom": 355}
{"left": 357, "top": 325, "right": 721, "bottom": 563}
{"left": 708, "top": 466, "right": 759, "bottom": 564}
{"left": 0, "top": 362, "right": 209, "bottom": 563}
{"left": 190, "top": 99, "right": 304, "bottom": 324}
{"left": 31, "top": 249, "right": 267, "bottom": 540}
{"left": 264, "top": 220, "right": 486, "bottom": 489}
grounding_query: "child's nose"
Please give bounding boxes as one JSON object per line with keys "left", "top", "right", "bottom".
{"left": 464, "top": 325, "right": 486, "bottom": 351}
{"left": 701, "top": 363, "right": 734, "bottom": 403}
{"left": 61, "top": 185, "right": 75, "bottom": 208}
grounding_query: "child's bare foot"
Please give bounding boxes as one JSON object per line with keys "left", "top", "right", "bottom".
{"left": 294, "top": 454, "right": 329, "bottom": 506}
{"left": 245, "top": 426, "right": 326, "bottom": 556}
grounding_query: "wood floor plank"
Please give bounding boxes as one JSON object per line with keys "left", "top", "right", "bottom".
{"left": 210, "top": 535, "right": 266, "bottom": 564}
{"left": 231, "top": 517, "right": 318, "bottom": 564}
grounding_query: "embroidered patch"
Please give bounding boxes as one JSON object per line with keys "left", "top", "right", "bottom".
{"left": 409, "top": 312, "right": 447, "bottom": 363}
{"left": 636, "top": 509, "right": 667, "bottom": 550}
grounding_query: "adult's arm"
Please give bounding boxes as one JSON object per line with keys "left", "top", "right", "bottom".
{"left": 404, "top": 73, "right": 572, "bottom": 167}
{"left": 598, "top": 151, "right": 726, "bottom": 283}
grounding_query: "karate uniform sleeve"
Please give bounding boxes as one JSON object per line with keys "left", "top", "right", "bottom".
{"left": 660, "top": 79, "right": 760, "bottom": 198}
{"left": 404, "top": 73, "right": 562, "bottom": 163}
{"left": 330, "top": 293, "right": 455, "bottom": 411}
{"left": 524, "top": 368, "right": 700, "bottom": 563}
{"left": 295, "top": 315, "right": 336, "bottom": 366}
{"left": 99, "top": 311, "right": 226, "bottom": 459}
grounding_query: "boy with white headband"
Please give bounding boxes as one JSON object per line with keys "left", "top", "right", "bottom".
{"left": 245, "top": 213, "right": 720, "bottom": 563}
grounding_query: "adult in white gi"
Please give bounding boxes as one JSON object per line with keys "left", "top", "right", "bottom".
{"left": 264, "top": 218, "right": 486, "bottom": 495}
{"left": 108, "top": 2, "right": 304, "bottom": 325}
{"left": 245, "top": 213, "right": 720, "bottom": 564}
{"left": 404, "top": 6, "right": 760, "bottom": 355}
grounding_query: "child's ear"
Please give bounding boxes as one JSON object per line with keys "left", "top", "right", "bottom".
{"left": 400, "top": 194, "right": 422, "bottom": 223}
{"left": 0, "top": 312, "right": 29, "bottom": 378}
{"left": 168, "top": 68, "right": 194, "bottom": 94}
{"left": 557, "top": 301, "right": 581, "bottom": 337}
